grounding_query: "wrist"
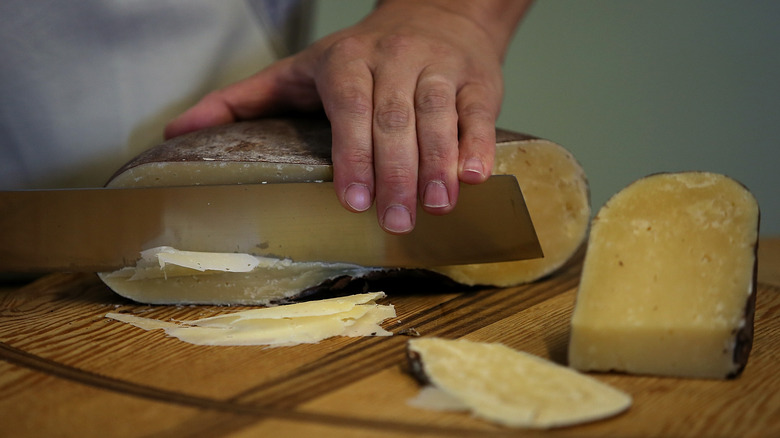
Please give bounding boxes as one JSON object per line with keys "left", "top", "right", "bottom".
{"left": 374, "top": 0, "right": 532, "bottom": 58}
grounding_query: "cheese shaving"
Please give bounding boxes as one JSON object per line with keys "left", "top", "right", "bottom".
{"left": 106, "top": 292, "right": 394, "bottom": 347}
{"left": 148, "top": 246, "right": 260, "bottom": 272}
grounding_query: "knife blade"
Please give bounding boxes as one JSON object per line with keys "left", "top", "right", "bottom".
{"left": 0, "top": 175, "right": 542, "bottom": 272}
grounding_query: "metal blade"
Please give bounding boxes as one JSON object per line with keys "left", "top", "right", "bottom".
{"left": 0, "top": 175, "right": 542, "bottom": 272}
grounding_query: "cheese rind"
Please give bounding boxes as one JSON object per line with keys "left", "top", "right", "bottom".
{"left": 568, "top": 172, "right": 759, "bottom": 379}
{"left": 406, "top": 338, "right": 632, "bottom": 429}
{"left": 106, "top": 117, "right": 334, "bottom": 188}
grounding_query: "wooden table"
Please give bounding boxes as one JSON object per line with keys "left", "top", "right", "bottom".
{"left": 1, "top": 238, "right": 778, "bottom": 437}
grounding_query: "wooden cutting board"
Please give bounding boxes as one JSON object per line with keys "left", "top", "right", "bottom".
{"left": 1, "top": 240, "right": 779, "bottom": 438}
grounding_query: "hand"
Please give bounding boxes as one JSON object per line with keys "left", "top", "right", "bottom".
{"left": 165, "top": 0, "right": 531, "bottom": 234}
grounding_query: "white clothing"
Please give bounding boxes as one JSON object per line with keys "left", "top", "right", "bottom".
{"left": 0, "top": 0, "right": 310, "bottom": 189}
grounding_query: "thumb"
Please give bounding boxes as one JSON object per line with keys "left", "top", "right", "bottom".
{"left": 164, "top": 57, "right": 321, "bottom": 139}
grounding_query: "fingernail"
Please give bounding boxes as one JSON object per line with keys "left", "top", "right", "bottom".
{"left": 345, "top": 183, "right": 371, "bottom": 212}
{"left": 382, "top": 205, "right": 413, "bottom": 234}
{"left": 462, "top": 158, "right": 485, "bottom": 178}
{"left": 423, "top": 180, "right": 450, "bottom": 208}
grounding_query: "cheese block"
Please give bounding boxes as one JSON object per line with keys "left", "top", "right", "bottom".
{"left": 406, "top": 338, "right": 632, "bottom": 429}
{"left": 431, "top": 135, "right": 590, "bottom": 286}
{"left": 98, "top": 246, "right": 378, "bottom": 305}
{"left": 568, "top": 172, "right": 759, "bottom": 379}
{"left": 101, "top": 118, "right": 589, "bottom": 303}
{"left": 105, "top": 292, "right": 395, "bottom": 347}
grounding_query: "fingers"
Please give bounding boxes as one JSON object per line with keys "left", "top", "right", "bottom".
{"left": 323, "top": 51, "right": 497, "bottom": 234}
{"left": 371, "top": 67, "right": 419, "bottom": 234}
{"left": 323, "top": 42, "right": 465, "bottom": 234}
{"left": 164, "top": 58, "right": 320, "bottom": 139}
{"left": 316, "top": 41, "right": 376, "bottom": 215}
{"left": 456, "top": 81, "right": 501, "bottom": 185}
{"left": 163, "top": 91, "right": 237, "bottom": 140}
{"left": 414, "top": 69, "right": 460, "bottom": 215}
{"left": 319, "top": 38, "right": 423, "bottom": 235}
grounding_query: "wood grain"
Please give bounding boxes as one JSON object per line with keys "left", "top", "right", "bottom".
{"left": 1, "top": 240, "right": 779, "bottom": 437}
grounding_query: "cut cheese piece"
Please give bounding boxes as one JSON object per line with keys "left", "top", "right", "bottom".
{"left": 568, "top": 172, "right": 759, "bottom": 379}
{"left": 340, "top": 305, "right": 397, "bottom": 337}
{"left": 406, "top": 338, "right": 631, "bottom": 429}
{"left": 102, "top": 119, "right": 589, "bottom": 302}
{"left": 99, "top": 246, "right": 378, "bottom": 305}
{"left": 106, "top": 292, "right": 395, "bottom": 347}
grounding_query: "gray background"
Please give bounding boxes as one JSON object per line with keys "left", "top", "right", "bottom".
{"left": 311, "top": 1, "right": 778, "bottom": 236}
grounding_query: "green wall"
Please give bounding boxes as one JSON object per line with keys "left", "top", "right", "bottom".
{"left": 312, "top": 1, "right": 779, "bottom": 235}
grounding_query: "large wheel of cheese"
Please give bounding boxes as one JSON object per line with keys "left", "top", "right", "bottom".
{"left": 105, "top": 117, "right": 590, "bottom": 293}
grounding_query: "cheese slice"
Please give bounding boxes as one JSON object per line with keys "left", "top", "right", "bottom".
{"left": 185, "top": 291, "right": 387, "bottom": 325}
{"left": 99, "top": 246, "right": 379, "bottom": 305}
{"left": 568, "top": 172, "right": 759, "bottom": 379}
{"left": 406, "top": 338, "right": 631, "bottom": 429}
{"left": 105, "top": 292, "right": 394, "bottom": 347}
{"left": 149, "top": 246, "right": 260, "bottom": 273}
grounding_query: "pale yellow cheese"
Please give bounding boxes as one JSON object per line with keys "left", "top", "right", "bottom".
{"left": 99, "top": 246, "right": 379, "bottom": 305}
{"left": 340, "top": 305, "right": 397, "bottom": 337}
{"left": 150, "top": 246, "right": 259, "bottom": 273}
{"left": 407, "top": 386, "right": 470, "bottom": 412}
{"left": 568, "top": 172, "right": 759, "bottom": 379}
{"left": 105, "top": 292, "right": 394, "bottom": 347}
{"left": 103, "top": 122, "right": 590, "bottom": 298}
{"left": 432, "top": 141, "right": 590, "bottom": 286}
{"left": 187, "top": 291, "right": 386, "bottom": 324}
{"left": 407, "top": 338, "right": 631, "bottom": 429}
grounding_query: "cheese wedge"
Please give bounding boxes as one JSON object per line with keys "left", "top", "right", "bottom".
{"left": 106, "top": 292, "right": 394, "bottom": 347}
{"left": 406, "top": 338, "right": 632, "bottom": 429}
{"left": 568, "top": 172, "right": 759, "bottom": 379}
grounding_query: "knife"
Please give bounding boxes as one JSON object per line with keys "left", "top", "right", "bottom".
{"left": 0, "top": 175, "right": 542, "bottom": 272}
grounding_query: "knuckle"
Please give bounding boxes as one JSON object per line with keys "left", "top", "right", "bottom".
{"left": 201, "top": 89, "right": 229, "bottom": 107}
{"left": 374, "top": 96, "right": 413, "bottom": 132}
{"left": 326, "top": 35, "right": 369, "bottom": 60}
{"left": 461, "top": 129, "right": 495, "bottom": 151}
{"left": 458, "top": 100, "right": 497, "bottom": 150}
{"left": 418, "top": 125, "right": 458, "bottom": 162}
{"left": 333, "top": 144, "right": 374, "bottom": 184}
{"left": 376, "top": 32, "right": 416, "bottom": 56}
{"left": 343, "top": 148, "right": 374, "bottom": 172}
{"left": 416, "top": 84, "right": 453, "bottom": 115}
{"left": 420, "top": 141, "right": 457, "bottom": 165}
{"left": 328, "top": 84, "right": 372, "bottom": 119}
{"left": 381, "top": 164, "right": 417, "bottom": 187}
{"left": 459, "top": 101, "right": 495, "bottom": 122}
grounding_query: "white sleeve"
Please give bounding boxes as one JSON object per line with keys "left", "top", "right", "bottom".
{"left": 0, "top": 0, "right": 292, "bottom": 189}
